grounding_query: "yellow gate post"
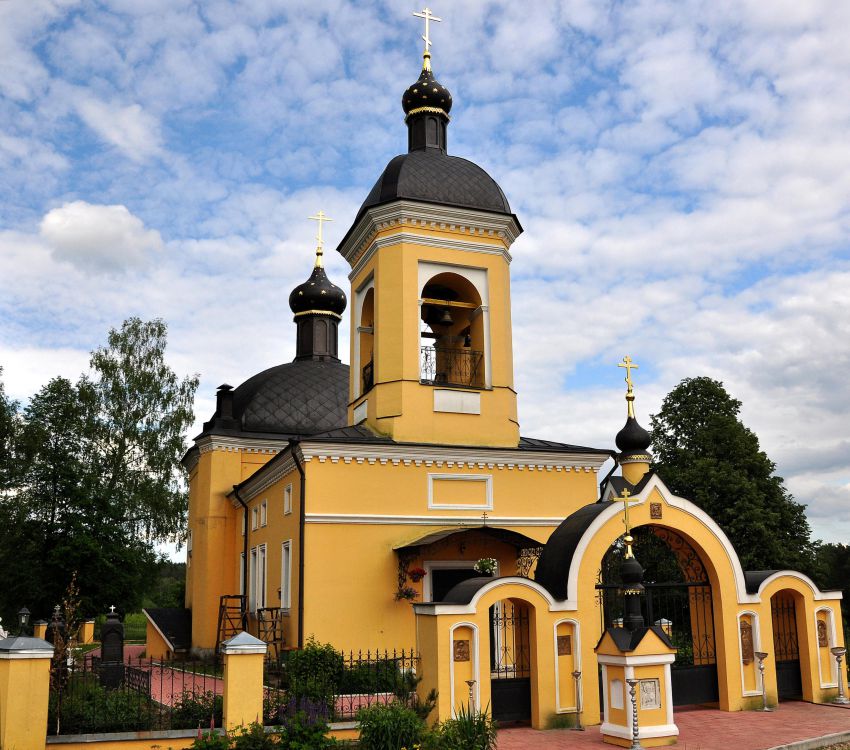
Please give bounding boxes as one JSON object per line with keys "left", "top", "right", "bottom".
{"left": 221, "top": 631, "right": 268, "bottom": 730}
{"left": 0, "top": 635, "right": 54, "bottom": 750}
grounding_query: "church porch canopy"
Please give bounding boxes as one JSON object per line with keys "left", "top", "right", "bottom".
{"left": 392, "top": 525, "right": 542, "bottom": 554}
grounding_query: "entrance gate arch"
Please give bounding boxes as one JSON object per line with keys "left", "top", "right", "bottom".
{"left": 596, "top": 525, "right": 719, "bottom": 706}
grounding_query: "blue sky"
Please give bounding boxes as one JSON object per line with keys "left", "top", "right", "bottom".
{"left": 2, "top": 0, "right": 849, "bottom": 547}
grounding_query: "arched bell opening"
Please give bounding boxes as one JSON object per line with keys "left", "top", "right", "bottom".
{"left": 358, "top": 288, "right": 375, "bottom": 394}
{"left": 596, "top": 525, "right": 719, "bottom": 707}
{"left": 419, "top": 272, "right": 485, "bottom": 388}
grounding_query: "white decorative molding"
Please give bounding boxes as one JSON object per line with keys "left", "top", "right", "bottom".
{"left": 428, "top": 473, "right": 493, "bottom": 510}
{"left": 434, "top": 389, "right": 481, "bottom": 414}
{"left": 553, "top": 618, "right": 581, "bottom": 713}
{"left": 339, "top": 201, "right": 522, "bottom": 274}
{"left": 196, "top": 434, "right": 288, "bottom": 456}
{"left": 815, "top": 606, "right": 839, "bottom": 687}
{"left": 412, "top": 576, "right": 574, "bottom": 615}
{"left": 449, "top": 622, "right": 480, "bottom": 717}
{"left": 233, "top": 454, "right": 298, "bottom": 503}
{"left": 306, "top": 512, "right": 562, "bottom": 527}
{"left": 736, "top": 610, "right": 763, "bottom": 697}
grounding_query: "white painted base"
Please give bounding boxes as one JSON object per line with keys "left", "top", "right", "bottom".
{"left": 601, "top": 722, "right": 679, "bottom": 740}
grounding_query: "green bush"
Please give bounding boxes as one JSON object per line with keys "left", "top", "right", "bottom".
{"left": 171, "top": 689, "right": 223, "bottom": 729}
{"left": 231, "top": 722, "right": 280, "bottom": 749}
{"left": 192, "top": 729, "right": 231, "bottom": 750}
{"left": 287, "top": 638, "right": 344, "bottom": 711}
{"left": 280, "top": 710, "right": 337, "bottom": 750}
{"left": 357, "top": 702, "right": 424, "bottom": 750}
{"left": 432, "top": 704, "right": 497, "bottom": 750}
{"left": 48, "top": 675, "right": 157, "bottom": 733}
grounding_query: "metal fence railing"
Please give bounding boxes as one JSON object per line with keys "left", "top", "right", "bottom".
{"left": 48, "top": 647, "right": 420, "bottom": 735}
{"left": 48, "top": 653, "right": 224, "bottom": 735}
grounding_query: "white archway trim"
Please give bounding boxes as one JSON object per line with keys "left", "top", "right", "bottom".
{"left": 585, "top": 475, "right": 841, "bottom": 605}
{"left": 352, "top": 276, "right": 375, "bottom": 401}
{"left": 553, "top": 618, "right": 581, "bottom": 713}
{"left": 755, "top": 571, "right": 842, "bottom": 601}
{"left": 412, "top": 576, "right": 574, "bottom": 616}
{"left": 814, "top": 606, "right": 839, "bottom": 688}
{"left": 736, "top": 610, "right": 762, "bottom": 697}
{"left": 449, "top": 621, "right": 480, "bottom": 716}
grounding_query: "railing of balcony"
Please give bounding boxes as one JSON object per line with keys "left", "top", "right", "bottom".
{"left": 420, "top": 345, "right": 484, "bottom": 388}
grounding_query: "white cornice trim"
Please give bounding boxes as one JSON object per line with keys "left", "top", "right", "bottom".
{"left": 350, "top": 231, "right": 511, "bottom": 280}
{"left": 337, "top": 201, "right": 522, "bottom": 270}
{"left": 195, "top": 434, "right": 287, "bottom": 456}
{"left": 299, "top": 441, "right": 609, "bottom": 471}
{"left": 596, "top": 653, "right": 676, "bottom": 666}
{"left": 305, "top": 513, "right": 563, "bottom": 527}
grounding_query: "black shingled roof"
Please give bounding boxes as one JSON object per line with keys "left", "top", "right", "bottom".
{"left": 143, "top": 608, "right": 191, "bottom": 652}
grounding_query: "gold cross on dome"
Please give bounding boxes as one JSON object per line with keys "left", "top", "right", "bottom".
{"left": 308, "top": 210, "right": 333, "bottom": 267}
{"left": 618, "top": 355, "right": 638, "bottom": 392}
{"left": 413, "top": 7, "right": 441, "bottom": 54}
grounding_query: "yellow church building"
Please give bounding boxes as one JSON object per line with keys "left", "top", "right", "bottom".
{"left": 145, "top": 22, "right": 845, "bottom": 732}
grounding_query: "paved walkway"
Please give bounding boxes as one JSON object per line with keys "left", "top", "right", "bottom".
{"left": 497, "top": 702, "right": 850, "bottom": 750}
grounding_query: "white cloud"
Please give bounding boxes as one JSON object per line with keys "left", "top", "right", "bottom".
{"left": 39, "top": 201, "right": 164, "bottom": 272}
{"left": 75, "top": 98, "right": 163, "bottom": 161}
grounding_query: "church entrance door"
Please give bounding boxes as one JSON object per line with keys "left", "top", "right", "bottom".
{"left": 597, "top": 526, "right": 719, "bottom": 706}
{"left": 771, "top": 591, "right": 803, "bottom": 700}
{"left": 489, "top": 599, "right": 532, "bottom": 723}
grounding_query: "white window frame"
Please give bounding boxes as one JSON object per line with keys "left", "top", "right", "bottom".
{"left": 254, "top": 544, "right": 267, "bottom": 612}
{"left": 260, "top": 499, "right": 268, "bottom": 527}
{"left": 284, "top": 484, "right": 293, "bottom": 515}
{"left": 248, "top": 547, "right": 257, "bottom": 610}
{"left": 281, "top": 540, "right": 293, "bottom": 611}
{"left": 252, "top": 506, "right": 259, "bottom": 530}
{"left": 239, "top": 553, "right": 245, "bottom": 596}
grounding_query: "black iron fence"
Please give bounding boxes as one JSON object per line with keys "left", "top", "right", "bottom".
{"left": 264, "top": 647, "right": 420, "bottom": 722}
{"left": 420, "top": 345, "right": 483, "bottom": 388}
{"left": 48, "top": 653, "right": 224, "bottom": 735}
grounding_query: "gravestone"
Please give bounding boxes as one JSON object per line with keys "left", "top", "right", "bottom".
{"left": 100, "top": 607, "right": 125, "bottom": 689}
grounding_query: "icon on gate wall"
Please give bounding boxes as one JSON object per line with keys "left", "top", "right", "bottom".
{"left": 557, "top": 634, "right": 572, "bottom": 656}
{"left": 650, "top": 502, "right": 663, "bottom": 519}
{"left": 453, "top": 639, "right": 470, "bottom": 662}
{"left": 818, "top": 620, "right": 828, "bottom": 647}
{"left": 740, "top": 619, "right": 754, "bottom": 664}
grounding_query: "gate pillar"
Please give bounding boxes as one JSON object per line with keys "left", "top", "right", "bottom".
{"left": 596, "top": 626, "right": 678, "bottom": 747}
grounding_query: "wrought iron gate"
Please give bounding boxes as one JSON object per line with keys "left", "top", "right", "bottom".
{"left": 490, "top": 601, "right": 532, "bottom": 722}
{"left": 597, "top": 526, "right": 719, "bottom": 706}
{"left": 771, "top": 593, "right": 803, "bottom": 699}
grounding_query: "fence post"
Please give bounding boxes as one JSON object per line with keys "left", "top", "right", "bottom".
{"left": 0, "top": 636, "right": 54, "bottom": 750}
{"left": 221, "top": 631, "right": 267, "bottom": 730}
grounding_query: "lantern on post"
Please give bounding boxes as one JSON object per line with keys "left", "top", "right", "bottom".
{"left": 17, "top": 607, "right": 30, "bottom": 637}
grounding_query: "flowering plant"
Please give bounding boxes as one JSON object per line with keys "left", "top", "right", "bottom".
{"left": 395, "top": 586, "right": 418, "bottom": 601}
{"left": 408, "top": 567, "right": 427, "bottom": 582}
{"left": 474, "top": 557, "right": 498, "bottom": 575}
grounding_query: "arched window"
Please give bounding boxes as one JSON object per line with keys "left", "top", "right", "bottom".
{"left": 420, "top": 272, "right": 485, "bottom": 388}
{"left": 358, "top": 288, "right": 375, "bottom": 394}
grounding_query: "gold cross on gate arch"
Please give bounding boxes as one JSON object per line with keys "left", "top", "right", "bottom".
{"left": 413, "top": 6, "right": 442, "bottom": 53}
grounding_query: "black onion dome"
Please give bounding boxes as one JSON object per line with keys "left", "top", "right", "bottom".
{"left": 615, "top": 416, "right": 651, "bottom": 453}
{"left": 620, "top": 556, "right": 645, "bottom": 587}
{"left": 359, "top": 151, "right": 512, "bottom": 216}
{"left": 219, "top": 360, "right": 349, "bottom": 436}
{"left": 289, "top": 265, "right": 347, "bottom": 317}
{"left": 402, "top": 66, "right": 452, "bottom": 117}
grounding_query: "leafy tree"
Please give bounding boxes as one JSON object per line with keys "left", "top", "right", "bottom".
{"left": 0, "top": 370, "right": 19, "bottom": 495}
{"left": 650, "top": 377, "right": 817, "bottom": 574}
{"left": 0, "top": 318, "right": 198, "bottom": 623}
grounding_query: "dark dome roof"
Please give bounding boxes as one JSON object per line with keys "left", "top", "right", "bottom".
{"left": 615, "top": 416, "right": 652, "bottom": 454}
{"left": 289, "top": 265, "right": 347, "bottom": 317}
{"left": 217, "top": 360, "right": 349, "bottom": 436}
{"left": 402, "top": 66, "right": 452, "bottom": 117}
{"left": 359, "top": 150, "right": 512, "bottom": 217}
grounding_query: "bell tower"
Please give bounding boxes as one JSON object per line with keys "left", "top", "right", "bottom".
{"left": 336, "top": 14, "right": 522, "bottom": 447}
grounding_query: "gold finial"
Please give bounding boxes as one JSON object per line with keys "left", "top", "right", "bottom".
{"left": 413, "top": 7, "right": 441, "bottom": 71}
{"left": 620, "top": 488, "right": 638, "bottom": 558}
{"left": 618, "top": 355, "right": 639, "bottom": 418}
{"left": 308, "top": 210, "right": 333, "bottom": 268}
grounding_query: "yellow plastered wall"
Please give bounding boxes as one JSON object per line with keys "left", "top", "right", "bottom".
{"left": 0, "top": 653, "right": 51, "bottom": 750}
{"left": 187, "top": 447, "right": 279, "bottom": 650}
{"left": 738, "top": 613, "right": 758, "bottom": 694}
{"left": 146, "top": 620, "right": 172, "bottom": 660}
{"left": 605, "top": 664, "right": 627, "bottom": 727}
{"left": 347, "top": 229, "right": 520, "bottom": 448}
{"left": 222, "top": 651, "right": 265, "bottom": 729}
{"left": 450, "top": 624, "right": 475, "bottom": 714}
{"left": 79, "top": 620, "right": 95, "bottom": 645}
{"left": 816, "top": 608, "right": 835, "bottom": 688}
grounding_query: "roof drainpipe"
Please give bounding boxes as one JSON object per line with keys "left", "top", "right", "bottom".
{"left": 598, "top": 450, "right": 620, "bottom": 500}
{"left": 289, "top": 438, "right": 306, "bottom": 650}
{"left": 232, "top": 485, "right": 250, "bottom": 631}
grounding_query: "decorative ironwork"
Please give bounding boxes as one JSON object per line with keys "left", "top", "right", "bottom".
{"left": 771, "top": 594, "right": 800, "bottom": 661}
{"left": 651, "top": 527, "right": 706, "bottom": 583}
{"left": 516, "top": 546, "right": 544, "bottom": 578}
{"left": 490, "top": 602, "right": 531, "bottom": 679}
{"left": 420, "top": 345, "right": 483, "bottom": 388}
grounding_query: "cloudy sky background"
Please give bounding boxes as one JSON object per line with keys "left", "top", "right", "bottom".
{"left": 2, "top": 0, "right": 849, "bottom": 549}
